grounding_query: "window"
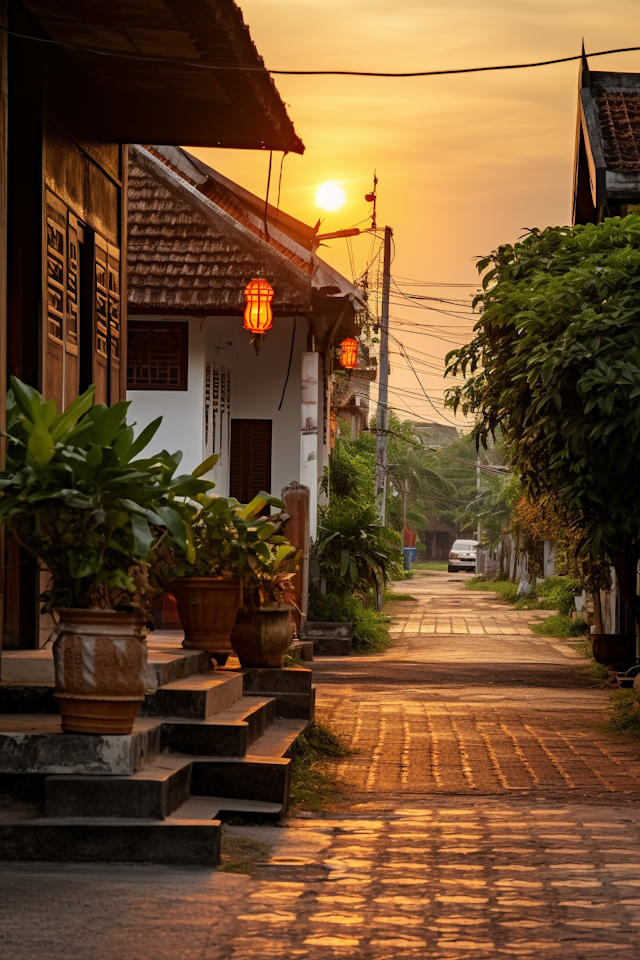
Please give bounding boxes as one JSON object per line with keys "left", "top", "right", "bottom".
{"left": 127, "top": 321, "right": 189, "bottom": 390}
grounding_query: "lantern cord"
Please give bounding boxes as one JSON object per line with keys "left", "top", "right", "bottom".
{"left": 278, "top": 317, "right": 297, "bottom": 411}
{"left": 274, "top": 152, "right": 287, "bottom": 232}
{"left": 263, "top": 151, "right": 273, "bottom": 250}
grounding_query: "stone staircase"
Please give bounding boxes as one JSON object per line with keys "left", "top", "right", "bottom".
{"left": 0, "top": 635, "right": 315, "bottom": 866}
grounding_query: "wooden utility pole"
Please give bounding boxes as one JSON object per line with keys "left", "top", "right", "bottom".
{"left": 375, "top": 225, "right": 392, "bottom": 523}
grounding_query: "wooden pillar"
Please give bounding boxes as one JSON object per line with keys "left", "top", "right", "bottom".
{"left": 281, "top": 480, "right": 310, "bottom": 636}
{"left": 0, "top": 0, "right": 7, "bottom": 673}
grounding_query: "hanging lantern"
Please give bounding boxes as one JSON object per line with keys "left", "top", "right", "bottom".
{"left": 340, "top": 337, "right": 358, "bottom": 369}
{"left": 243, "top": 278, "right": 274, "bottom": 353}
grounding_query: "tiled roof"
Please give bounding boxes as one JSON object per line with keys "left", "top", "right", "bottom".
{"left": 596, "top": 91, "right": 640, "bottom": 172}
{"left": 128, "top": 146, "right": 311, "bottom": 313}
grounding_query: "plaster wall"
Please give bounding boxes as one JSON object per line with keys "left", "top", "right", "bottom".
{"left": 126, "top": 314, "right": 309, "bottom": 501}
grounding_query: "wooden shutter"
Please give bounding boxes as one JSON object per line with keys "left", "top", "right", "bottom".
{"left": 94, "top": 235, "right": 109, "bottom": 403}
{"left": 44, "top": 200, "right": 65, "bottom": 408}
{"left": 229, "top": 420, "right": 272, "bottom": 504}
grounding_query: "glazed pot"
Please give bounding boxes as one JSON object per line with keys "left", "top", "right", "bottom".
{"left": 171, "top": 577, "right": 241, "bottom": 666}
{"left": 230, "top": 604, "right": 295, "bottom": 668}
{"left": 592, "top": 633, "right": 637, "bottom": 665}
{"left": 52, "top": 607, "right": 148, "bottom": 735}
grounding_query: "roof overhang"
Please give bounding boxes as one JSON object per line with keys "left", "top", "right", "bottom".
{"left": 16, "top": 0, "right": 303, "bottom": 152}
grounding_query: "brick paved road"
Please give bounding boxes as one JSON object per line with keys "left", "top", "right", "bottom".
{"left": 3, "top": 571, "right": 640, "bottom": 960}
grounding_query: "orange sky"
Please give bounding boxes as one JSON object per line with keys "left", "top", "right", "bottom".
{"left": 189, "top": 0, "right": 640, "bottom": 429}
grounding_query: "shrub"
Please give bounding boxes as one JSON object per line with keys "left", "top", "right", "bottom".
{"left": 308, "top": 590, "right": 392, "bottom": 654}
{"left": 605, "top": 690, "right": 640, "bottom": 738}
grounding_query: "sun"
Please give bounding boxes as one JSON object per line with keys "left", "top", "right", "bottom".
{"left": 316, "top": 181, "right": 345, "bottom": 212}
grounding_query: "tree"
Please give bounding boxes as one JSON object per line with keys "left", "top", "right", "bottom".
{"left": 446, "top": 214, "right": 640, "bottom": 620}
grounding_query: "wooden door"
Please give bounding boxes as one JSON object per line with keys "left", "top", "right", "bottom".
{"left": 229, "top": 419, "right": 272, "bottom": 503}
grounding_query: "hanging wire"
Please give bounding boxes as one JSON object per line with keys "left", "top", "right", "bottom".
{"left": 273, "top": 152, "right": 287, "bottom": 232}
{"left": 263, "top": 151, "right": 273, "bottom": 247}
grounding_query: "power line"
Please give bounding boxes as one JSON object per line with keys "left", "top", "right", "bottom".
{"left": 7, "top": 30, "right": 639, "bottom": 78}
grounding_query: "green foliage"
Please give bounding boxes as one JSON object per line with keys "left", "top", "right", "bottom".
{"left": 383, "top": 590, "right": 416, "bottom": 602}
{"left": 605, "top": 690, "right": 640, "bottom": 738}
{"left": 412, "top": 560, "right": 448, "bottom": 571}
{"left": 166, "top": 490, "right": 300, "bottom": 609}
{"left": 308, "top": 590, "right": 392, "bottom": 654}
{"left": 536, "top": 576, "right": 581, "bottom": 615}
{"left": 466, "top": 576, "right": 519, "bottom": 603}
{"left": 219, "top": 835, "right": 270, "bottom": 874}
{"left": 530, "top": 613, "right": 588, "bottom": 638}
{"left": 0, "top": 378, "right": 212, "bottom": 611}
{"left": 446, "top": 215, "right": 640, "bottom": 574}
{"left": 287, "top": 721, "right": 348, "bottom": 811}
{"left": 315, "top": 498, "right": 399, "bottom": 593}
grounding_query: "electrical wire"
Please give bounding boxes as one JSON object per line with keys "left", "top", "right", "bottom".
{"left": 273, "top": 152, "right": 287, "bottom": 232}
{"left": 278, "top": 317, "right": 297, "bottom": 410}
{"left": 4, "top": 28, "right": 639, "bottom": 78}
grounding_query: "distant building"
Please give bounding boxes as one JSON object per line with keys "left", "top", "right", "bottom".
{"left": 412, "top": 421, "right": 459, "bottom": 447}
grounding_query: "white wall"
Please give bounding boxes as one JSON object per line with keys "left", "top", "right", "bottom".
{"left": 127, "top": 317, "right": 206, "bottom": 476}
{"left": 127, "top": 313, "right": 309, "bottom": 500}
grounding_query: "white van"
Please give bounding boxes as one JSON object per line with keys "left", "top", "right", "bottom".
{"left": 448, "top": 539, "right": 479, "bottom": 573}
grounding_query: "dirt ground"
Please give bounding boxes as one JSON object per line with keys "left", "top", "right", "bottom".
{"left": 3, "top": 570, "right": 640, "bottom": 960}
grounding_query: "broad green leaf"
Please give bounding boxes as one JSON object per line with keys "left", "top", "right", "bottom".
{"left": 26, "top": 422, "right": 55, "bottom": 472}
{"left": 130, "top": 513, "right": 153, "bottom": 558}
{"left": 192, "top": 453, "right": 219, "bottom": 479}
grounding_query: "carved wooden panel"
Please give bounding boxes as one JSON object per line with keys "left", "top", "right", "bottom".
{"left": 127, "top": 321, "right": 189, "bottom": 390}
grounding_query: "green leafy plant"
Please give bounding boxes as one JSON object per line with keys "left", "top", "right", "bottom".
{"left": 165, "top": 489, "right": 301, "bottom": 611}
{"left": 0, "top": 378, "right": 212, "bottom": 611}
{"left": 315, "top": 498, "right": 398, "bottom": 594}
{"left": 287, "top": 720, "right": 348, "bottom": 811}
{"left": 308, "top": 590, "right": 392, "bottom": 654}
{"left": 530, "top": 613, "right": 588, "bottom": 638}
{"left": 446, "top": 214, "right": 640, "bottom": 619}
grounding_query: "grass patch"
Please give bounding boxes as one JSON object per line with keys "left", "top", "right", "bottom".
{"left": 604, "top": 689, "right": 640, "bottom": 738}
{"left": 412, "top": 561, "right": 448, "bottom": 571}
{"left": 219, "top": 835, "right": 270, "bottom": 874}
{"left": 287, "top": 720, "right": 349, "bottom": 812}
{"left": 530, "top": 613, "right": 588, "bottom": 638}
{"left": 466, "top": 577, "right": 519, "bottom": 603}
{"left": 383, "top": 590, "right": 417, "bottom": 603}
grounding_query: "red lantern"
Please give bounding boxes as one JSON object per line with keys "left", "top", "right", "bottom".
{"left": 340, "top": 338, "right": 358, "bottom": 369}
{"left": 243, "top": 278, "right": 274, "bottom": 335}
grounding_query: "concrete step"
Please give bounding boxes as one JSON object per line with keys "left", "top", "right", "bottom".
{"left": 0, "top": 817, "right": 221, "bottom": 865}
{"left": 241, "top": 667, "right": 316, "bottom": 720}
{"left": 142, "top": 671, "right": 243, "bottom": 721}
{"left": 312, "top": 637, "right": 352, "bottom": 656}
{"left": 201, "top": 796, "right": 283, "bottom": 820}
{"left": 0, "top": 643, "right": 209, "bottom": 692}
{"left": 191, "top": 755, "right": 291, "bottom": 807}
{"left": 0, "top": 715, "right": 163, "bottom": 776}
{"left": 161, "top": 696, "right": 276, "bottom": 757}
{"left": 247, "top": 718, "right": 308, "bottom": 759}
{"left": 44, "top": 756, "right": 193, "bottom": 819}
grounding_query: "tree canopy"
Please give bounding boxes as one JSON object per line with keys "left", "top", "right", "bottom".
{"left": 446, "top": 216, "right": 640, "bottom": 565}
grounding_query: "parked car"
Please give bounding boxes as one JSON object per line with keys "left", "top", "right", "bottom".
{"left": 448, "top": 539, "right": 479, "bottom": 573}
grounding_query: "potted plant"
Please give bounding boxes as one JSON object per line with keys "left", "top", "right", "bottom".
{"left": 0, "top": 378, "right": 210, "bottom": 734}
{"left": 230, "top": 530, "right": 301, "bottom": 668}
{"left": 166, "top": 491, "right": 287, "bottom": 665}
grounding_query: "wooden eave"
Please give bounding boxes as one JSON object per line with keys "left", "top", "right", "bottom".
{"left": 18, "top": 0, "right": 303, "bottom": 152}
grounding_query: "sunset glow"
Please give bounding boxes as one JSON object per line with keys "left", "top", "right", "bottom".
{"left": 315, "top": 181, "right": 345, "bottom": 212}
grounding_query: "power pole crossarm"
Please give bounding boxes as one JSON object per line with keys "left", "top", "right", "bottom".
{"left": 375, "top": 225, "right": 392, "bottom": 524}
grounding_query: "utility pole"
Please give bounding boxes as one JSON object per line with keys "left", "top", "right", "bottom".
{"left": 375, "top": 225, "right": 392, "bottom": 523}
{"left": 476, "top": 456, "right": 482, "bottom": 544}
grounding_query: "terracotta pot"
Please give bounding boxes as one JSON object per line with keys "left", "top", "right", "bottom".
{"left": 52, "top": 607, "right": 148, "bottom": 735}
{"left": 230, "top": 604, "right": 295, "bottom": 668}
{"left": 592, "top": 633, "right": 637, "bottom": 665}
{"left": 171, "top": 577, "right": 241, "bottom": 666}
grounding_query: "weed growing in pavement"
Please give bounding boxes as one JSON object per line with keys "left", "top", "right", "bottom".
{"left": 530, "top": 613, "right": 588, "bottom": 639}
{"left": 219, "top": 835, "right": 270, "bottom": 874}
{"left": 282, "top": 650, "right": 304, "bottom": 668}
{"left": 604, "top": 689, "right": 640, "bottom": 738}
{"left": 383, "top": 590, "right": 417, "bottom": 603}
{"left": 467, "top": 577, "right": 519, "bottom": 602}
{"left": 287, "top": 721, "right": 349, "bottom": 812}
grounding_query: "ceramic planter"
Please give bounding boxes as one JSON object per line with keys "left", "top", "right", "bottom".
{"left": 230, "top": 603, "right": 295, "bottom": 668}
{"left": 592, "top": 633, "right": 637, "bottom": 665}
{"left": 171, "top": 576, "right": 241, "bottom": 666}
{"left": 52, "top": 607, "right": 148, "bottom": 735}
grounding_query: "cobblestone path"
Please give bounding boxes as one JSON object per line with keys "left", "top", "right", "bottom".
{"left": 4, "top": 571, "right": 640, "bottom": 960}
